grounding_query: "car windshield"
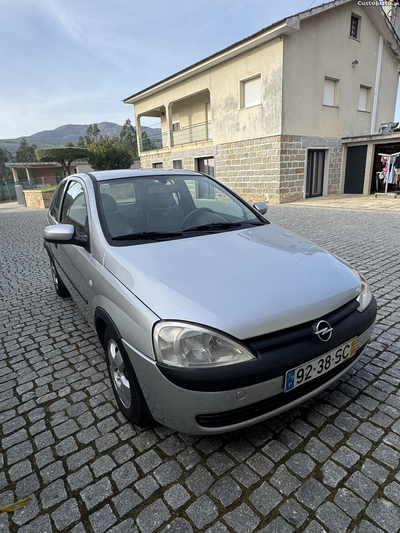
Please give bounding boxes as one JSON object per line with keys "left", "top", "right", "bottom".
{"left": 97, "top": 174, "right": 266, "bottom": 243}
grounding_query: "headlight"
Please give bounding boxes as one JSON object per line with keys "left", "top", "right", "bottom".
{"left": 153, "top": 321, "right": 255, "bottom": 368}
{"left": 356, "top": 271, "right": 373, "bottom": 312}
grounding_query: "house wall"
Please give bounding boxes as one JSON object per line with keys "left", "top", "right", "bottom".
{"left": 376, "top": 43, "right": 399, "bottom": 129}
{"left": 282, "top": 1, "right": 398, "bottom": 137}
{"left": 32, "top": 167, "right": 63, "bottom": 186}
{"left": 135, "top": 0, "right": 399, "bottom": 203}
{"left": 140, "top": 134, "right": 343, "bottom": 204}
{"left": 210, "top": 38, "right": 283, "bottom": 143}
{"left": 171, "top": 92, "right": 209, "bottom": 129}
{"left": 133, "top": 38, "right": 284, "bottom": 145}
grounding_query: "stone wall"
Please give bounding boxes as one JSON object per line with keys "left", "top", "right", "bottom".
{"left": 140, "top": 135, "right": 343, "bottom": 204}
{"left": 23, "top": 189, "right": 55, "bottom": 209}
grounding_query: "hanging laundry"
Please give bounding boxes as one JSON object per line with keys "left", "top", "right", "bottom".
{"left": 389, "top": 164, "right": 397, "bottom": 184}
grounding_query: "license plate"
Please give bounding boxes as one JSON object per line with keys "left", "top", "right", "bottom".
{"left": 284, "top": 337, "right": 358, "bottom": 392}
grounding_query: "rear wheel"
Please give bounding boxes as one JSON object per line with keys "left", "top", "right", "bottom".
{"left": 104, "top": 327, "right": 152, "bottom": 427}
{"left": 50, "top": 260, "right": 70, "bottom": 297}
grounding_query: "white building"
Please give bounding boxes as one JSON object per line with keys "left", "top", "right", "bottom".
{"left": 124, "top": 0, "right": 400, "bottom": 203}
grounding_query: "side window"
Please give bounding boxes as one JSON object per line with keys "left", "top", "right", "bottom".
{"left": 60, "top": 181, "right": 88, "bottom": 236}
{"left": 49, "top": 181, "right": 67, "bottom": 221}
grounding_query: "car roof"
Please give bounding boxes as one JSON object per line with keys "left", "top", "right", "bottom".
{"left": 83, "top": 169, "right": 203, "bottom": 182}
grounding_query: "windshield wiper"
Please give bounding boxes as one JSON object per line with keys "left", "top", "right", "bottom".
{"left": 113, "top": 231, "right": 183, "bottom": 241}
{"left": 183, "top": 221, "right": 262, "bottom": 233}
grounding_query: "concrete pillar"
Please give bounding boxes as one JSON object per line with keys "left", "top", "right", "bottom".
{"left": 11, "top": 168, "right": 18, "bottom": 183}
{"left": 25, "top": 168, "right": 35, "bottom": 180}
{"left": 363, "top": 144, "right": 375, "bottom": 195}
{"left": 135, "top": 115, "right": 143, "bottom": 156}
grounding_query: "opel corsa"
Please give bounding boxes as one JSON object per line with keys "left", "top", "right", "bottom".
{"left": 44, "top": 170, "right": 377, "bottom": 434}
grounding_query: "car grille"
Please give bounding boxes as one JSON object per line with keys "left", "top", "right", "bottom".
{"left": 246, "top": 298, "right": 359, "bottom": 354}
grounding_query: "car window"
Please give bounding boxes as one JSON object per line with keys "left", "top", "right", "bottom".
{"left": 96, "top": 174, "right": 265, "bottom": 243}
{"left": 99, "top": 181, "right": 136, "bottom": 204}
{"left": 60, "top": 181, "right": 88, "bottom": 236}
{"left": 49, "top": 181, "right": 67, "bottom": 221}
{"left": 186, "top": 178, "right": 245, "bottom": 218}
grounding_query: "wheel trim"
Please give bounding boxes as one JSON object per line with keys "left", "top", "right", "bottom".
{"left": 108, "top": 339, "right": 132, "bottom": 409}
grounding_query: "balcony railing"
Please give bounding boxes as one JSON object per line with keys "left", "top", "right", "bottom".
{"left": 139, "top": 131, "right": 169, "bottom": 152}
{"left": 139, "top": 121, "right": 212, "bottom": 153}
{"left": 171, "top": 121, "right": 211, "bottom": 147}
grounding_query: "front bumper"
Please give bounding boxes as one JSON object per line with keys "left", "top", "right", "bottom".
{"left": 123, "top": 299, "right": 376, "bottom": 434}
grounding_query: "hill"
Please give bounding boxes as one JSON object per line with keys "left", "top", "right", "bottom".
{"left": 0, "top": 122, "right": 160, "bottom": 156}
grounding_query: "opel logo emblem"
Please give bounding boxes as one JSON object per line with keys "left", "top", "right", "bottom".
{"left": 314, "top": 320, "right": 333, "bottom": 342}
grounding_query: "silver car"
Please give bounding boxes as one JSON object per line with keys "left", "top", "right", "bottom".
{"left": 44, "top": 169, "right": 376, "bottom": 434}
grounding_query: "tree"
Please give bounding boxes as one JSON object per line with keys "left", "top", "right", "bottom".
{"left": 35, "top": 147, "right": 89, "bottom": 177}
{"left": 16, "top": 138, "right": 37, "bottom": 162}
{"left": 0, "top": 147, "right": 13, "bottom": 183}
{"left": 85, "top": 123, "right": 101, "bottom": 146}
{"left": 120, "top": 119, "right": 138, "bottom": 161}
{"left": 141, "top": 131, "right": 151, "bottom": 152}
{"left": 77, "top": 136, "right": 86, "bottom": 148}
{"left": 88, "top": 136, "right": 132, "bottom": 171}
{"left": 65, "top": 141, "right": 75, "bottom": 147}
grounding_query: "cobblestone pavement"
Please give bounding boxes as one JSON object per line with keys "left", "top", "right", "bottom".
{"left": 1, "top": 202, "right": 400, "bottom": 533}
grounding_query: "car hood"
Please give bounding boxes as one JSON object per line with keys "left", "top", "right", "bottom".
{"left": 103, "top": 224, "right": 361, "bottom": 339}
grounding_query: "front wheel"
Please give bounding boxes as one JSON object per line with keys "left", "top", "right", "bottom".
{"left": 50, "top": 260, "right": 70, "bottom": 297}
{"left": 104, "top": 328, "right": 152, "bottom": 427}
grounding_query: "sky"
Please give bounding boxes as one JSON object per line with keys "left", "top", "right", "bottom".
{"left": 1, "top": 0, "right": 399, "bottom": 140}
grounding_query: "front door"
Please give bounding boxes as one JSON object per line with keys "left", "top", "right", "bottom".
{"left": 306, "top": 150, "right": 325, "bottom": 198}
{"left": 344, "top": 145, "right": 367, "bottom": 194}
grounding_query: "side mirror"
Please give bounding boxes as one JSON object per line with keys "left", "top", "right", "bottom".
{"left": 44, "top": 224, "right": 89, "bottom": 248}
{"left": 253, "top": 202, "right": 268, "bottom": 215}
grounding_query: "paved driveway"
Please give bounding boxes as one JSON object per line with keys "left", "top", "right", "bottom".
{"left": 1, "top": 202, "right": 400, "bottom": 533}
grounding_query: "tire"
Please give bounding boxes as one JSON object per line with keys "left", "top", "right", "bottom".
{"left": 50, "top": 260, "right": 70, "bottom": 297}
{"left": 104, "top": 327, "right": 152, "bottom": 427}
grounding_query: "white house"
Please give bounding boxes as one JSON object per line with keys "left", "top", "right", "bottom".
{"left": 124, "top": 0, "right": 400, "bottom": 203}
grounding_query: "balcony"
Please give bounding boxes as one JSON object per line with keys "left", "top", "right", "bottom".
{"left": 139, "top": 131, "right": 169, "bottom": 152}
{"left": 171, "top": 121, "right": 211, "bottom": 147}
{"left": 139, "top": 121, "right": 212, "bottom": 153}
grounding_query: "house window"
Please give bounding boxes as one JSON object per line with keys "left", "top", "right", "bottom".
{"left": 241, "top": 76, "right": 261, "bottom": 108}
{"left": 195, "top": 157, "right": 215, "bottom": 198}
{"left": 350, "top": 15, "right": 360, "bottom": 39}
{"left": 152, "top": 162, "right": 163, "bottom": 169}
{"left": 196, "top": 156, "right": 214, "bottom": 177}
{"left": 323, "top": 78, "right": 338, "bottom": 107}
{"left": 173, "top": 160, "right": 183, "bottom": 169}
{"left": 358, "top": 85, "right": 370, "bottom": 112}
{"left": 172, "top": 113, "right": 180, "bottom": 131}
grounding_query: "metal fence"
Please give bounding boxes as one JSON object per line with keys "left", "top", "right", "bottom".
{"left": 0, "top": 180, "right": 37, "bottom": 202}
{"left": 139, "top": 131, "right": 168, "bottom": 152}
{"left": 171, "top": 121, "right": 211, "bottom": 147}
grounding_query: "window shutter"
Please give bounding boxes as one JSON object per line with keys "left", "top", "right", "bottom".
{"left": 243, "top": 77, "right": 261, "bottom": 108}
{"left": 323, "top": 79, "right": 335, "bottom": 106}
{"left": 358, "top": 87, "right": 368, "bottom": 111}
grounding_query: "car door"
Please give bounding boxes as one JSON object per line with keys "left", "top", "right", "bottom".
{"left": 55, "top": 179, "right": 93, "bottom": 323}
